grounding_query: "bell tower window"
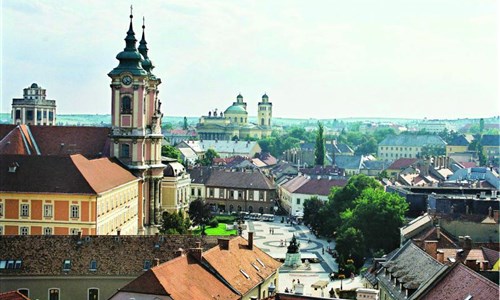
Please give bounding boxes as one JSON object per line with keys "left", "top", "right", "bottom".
{"left": 120, "top": 144, "right": 130, "bottom": 158}
{"left": 121, "top": 96, "right": 132, "bottom": 114}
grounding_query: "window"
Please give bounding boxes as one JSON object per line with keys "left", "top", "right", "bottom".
{"left": 191, "top": 188, "right": 195, "bottom": 196}
{"left": 44, "top": 227, "right": 53, "bottom": 235}
{"left": 89, "top": 260, "right": 97, "bottom": 271}
{"left": 49, "top": 111, "right": 54, "bottom": 120}
{"left": 71, "top": 205, "right": 79, "bottom": 218}
{"left": 63, "top": 259, "right": 71, "bottom": 271}
{"left": 0, "top": 202, "right": 3, "bottom": 217}
{"left": 20, "top": 227, "right": 29, "bottom": 235}
{"left": 120, "top": 144, "right": 130, "bottom": 158}
{"left": 88, "top": 288, "right": 99, "bottom": 300}
{"left": 14, "top": 260, "right": 22, "bottom": 269}
{"left": 37, "top": 111, "right": 42, "bottom": 121}
{"left": 17, "top": 289, "right": 29, "bottom": 297}
{"left": 70, "top": 228, "right": 80, "bottom": 235}
{"left": 20, "top": 204, "right": 29, "bottom": 217}
{"left": 26, "top": 110, "right": 33, "bottom": 120}
{"left": 15, "top": 110, "right": 21, "bottom": 119}
{"left": 249, "top": 191, "right": 254, "bottom": 200}
{"left": 43, "top": 111, "right": 47, "bottom": 118}
{"left": 49, "top": 288, "right": 60, "bottom": 300}
{"left": 121, "top": 96, "right": 132, "bottom": 113}
{"left": 296, "top": 198, "right": 301, "bottom": 205}
{"left": 0, "top": 226, "right": 3, "bottom": 235}
{"left": 238, "top": 191, "right": 243, "bottom": 199}
{"left": 209, "top": 188, "right": 214, "bottom": 197}
{"left": 143, "top": 260, "right": 151, "bottom": 270}
{"left": 259, "top": 191, "right": 264, "bottom": 201}
{"left": 44, "top": 204, "right": 53, "bottom": 217}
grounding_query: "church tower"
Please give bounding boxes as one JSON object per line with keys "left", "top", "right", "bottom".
{"left": 108, "top": 9, "right": 165, "bottom": 233}
{"left": 258, "top": 93, "right": 272, "bottom": 128}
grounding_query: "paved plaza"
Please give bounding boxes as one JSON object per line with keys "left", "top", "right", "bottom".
{"left": 241, "top": 218, "right": 365, "bottom": 298}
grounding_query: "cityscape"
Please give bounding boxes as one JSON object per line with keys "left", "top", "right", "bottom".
{"left": 0, "top": 1, "right": 499, "bottom": 300}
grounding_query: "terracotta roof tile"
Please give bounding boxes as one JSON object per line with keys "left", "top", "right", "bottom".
{"left": 70, "top": 154, "right": 138, "bottom": 193}
{"left": 0, "top": 291, "right": 30, "bottom": 300}
{"left": 202, "top": 236, "right": 282, "bottom": 295}
{"left": 206, "top": 169, "right": 274, "bottom": 190}
{"left": 295, "top": 178, "right": 347, "bottom": 196}
{"left": 387, "top": 158, "right": 418, "bottom": 170}
{"left": 0, "top": 127, "right": 30, "bottom": 155}
{"left": 119, "top": 255, "right": 239, "bottom": 300}
{"left": 28, "top": 125, "right": 111, "bottom": 158}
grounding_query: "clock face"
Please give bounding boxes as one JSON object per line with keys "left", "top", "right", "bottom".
{"left": 122, "top": 76, "right": 132, "bottom": 85}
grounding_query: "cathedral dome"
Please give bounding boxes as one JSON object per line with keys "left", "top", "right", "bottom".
{"left": 224, "top": 104, "right": 247, "bottom": 115}
{"left": 31, "top": 83, "right": 39, "bottom": 88}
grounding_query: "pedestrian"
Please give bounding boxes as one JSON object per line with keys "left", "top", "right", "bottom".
{"left": 269, "top": 228, "right": 271, "bottom": 234}
{"left": 297, "top": 279, "right": 301, "bottom": 284}
{"left": 322, "top": 247, "right": 325, "bottom": 255}
{"left": 285, "top": 287, "right": 289, "bottom": 293}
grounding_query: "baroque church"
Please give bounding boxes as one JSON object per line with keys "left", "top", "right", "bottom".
{"left": 108, "top": 10, "right": 166, "bottom": 233}
{"left": 196, "top": 93, "right": 273, "bottom": 140}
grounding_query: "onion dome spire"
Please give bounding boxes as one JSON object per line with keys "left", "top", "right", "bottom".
{"left": 108, "top": 6, "right": 147, "bottom": 77}
{"left": 138, "top": 17, "right": 154, "bottom": 73}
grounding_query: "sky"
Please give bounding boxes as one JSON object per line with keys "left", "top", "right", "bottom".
{"left": 1, "top": 0, "right": 498, "bottom": 120}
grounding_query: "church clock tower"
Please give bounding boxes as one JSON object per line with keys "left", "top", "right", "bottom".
{"left": 108, "top": 9, "right": 165, "bottom": 233}
{"left": 258, "top": 93, "right": 272, "bottom": 137}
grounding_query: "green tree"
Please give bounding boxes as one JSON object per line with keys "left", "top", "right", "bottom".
{"left": 344, "top": 188, "right": 408, "bottom": 252}
{"left": 161, "top": 145, "right": 182, "bottom": 163}
{"left": 188, "top": 198, "right": 212, "bottom": 235}
{"left": 355, "top": 136, "right": 378, "bottom": 155}
{"left": 315, "top": 122, "right": 325, "bottom": 166}
{"left": 302, "top": 197, "right": 325, "bottom": 234}
{"left": 479, "top": 118, "right": 485, "bottom": 134}
{"left": 419, "top": 145, "right": 445, "bottom": 157}
{"left": 200, "top": 149, "right": 220, "bottom": 166}
{"left": 335, "top": 227, "right": 365, "bottom": 268}
{"left": 373, "top": 128, "right": 396, "bottom": 143}
{"left": 160, "top": 210, "right": 190, "bottom": 234}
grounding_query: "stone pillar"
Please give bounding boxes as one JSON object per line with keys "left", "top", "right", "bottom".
{"left": 22, "top": 107, "right": 26, "bottom": 124}
{"left": 34, "top": 107, "right": 38, "bottom": 125}
{"left": 154, "top": 178, "right": 161, "bottom": 224}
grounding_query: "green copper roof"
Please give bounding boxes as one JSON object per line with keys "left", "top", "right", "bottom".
{"left": 108, "top": 13, "right": 147, "bottom": 77}
{"left": 138, "top": 19, "right": 154, "bottom": 74}
{"left": 224, "top": 104, "right": 247, "bottom": 115}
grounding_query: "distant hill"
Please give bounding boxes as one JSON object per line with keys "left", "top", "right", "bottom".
{"left": 0, "top": 113, "right": 496, "bottom": 129}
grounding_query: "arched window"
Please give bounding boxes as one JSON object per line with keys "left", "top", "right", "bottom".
{"left": 259, "top": 207, "right": 264, "bottom": 213}
{"left": 229, "top": 205, "right": 234, "bottom": 212}
{"left": 248, "top": 206, "right": 253, "bottom": 213}
{"left": 261, "top": 118, "right": 264, "bottom": 125}
{"left": 88, "top": 288, "right": 99, "bottom": 300}
{"left": 237, "top": 205, "right": 242, "bottom": 212}
{"left": 234, "top": 117, "right": 237, "bottom": 122}
{"left": 49, "top": 288, "right": 60, "bottom": 300}
{"left": 121, "top": 96, "right": 132, "bottom": 114}
{"left": 240, "top": 117, "right": 243, "bottom": 123}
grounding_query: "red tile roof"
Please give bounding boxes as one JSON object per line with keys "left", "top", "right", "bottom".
{"left": 0, "top": 127, "right": 31, "bottom": 155}
{"left": 295, "top": 178, "right": 348, "bottom": 196}
{"left": 0, "top": 291, "right": 30, "bottom": 300}
{"left": 387, "top": 158, "right": 418, "bottom": 170}
{"left": 71, "top": 154, "right": 138, "bottom": 193}
{"left": 0, "top": 154, "right": 136, "bottom": 194}
{"left": 119, "top": 255, "right": 239, "bottom": 300}
{"left": 202, "top": 236, "right": 282, "bottom": 295}
{"left": 419, "top": 263, "right": 499, "bottom": 300}
{"left": 0, "top": 125, "right": 110, "bottom": 158}
{"left": 29, "top": 125, "right": 110, "bottom": 158}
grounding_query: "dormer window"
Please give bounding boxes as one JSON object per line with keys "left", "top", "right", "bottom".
{"left": 121, "top": 96, "right": 132, "bottom": 114}
{"left": 143, "top": 260, "right": 151, "bottom": 271}
{"left": 89, "top": 260, "right": 97, "bottom": 271}
{"left": 251, "top": 263, "right": 260, "bottom": 272}
{"left": 240, "top": 269, "right": 250, "bottom": 279}
{"left": 63, "top": 259, "right": 71, "bottom": 271}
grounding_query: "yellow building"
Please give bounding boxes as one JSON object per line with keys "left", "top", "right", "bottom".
{"left": 446, "top": 134, "right": 473, "bottom": 156}
{"left": 0, "top": 154, "right": 140, "bottom": 236}
{"left": 161, "top": 158, "right": 191, "bottom": 215}
{"left": 197, "top": 94, "right": 273, "bottom": 140}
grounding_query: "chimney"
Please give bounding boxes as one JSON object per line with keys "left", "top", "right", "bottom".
{"left": 424, "top": 240, "right": 438, "bottom": 259}
{"left": 174, "top": 248, "right": 185, "bottom": 257}
{"left": 154, "top": 258, "right": 160, "bottom": 267}
{"left": 248, "top": 231, "right": 254, "bottom": 250}
{"left": 436, "top": 225, "right": 441, "bottom": 240}
{"left": 218, "top": 238, "right": 230, "bottom": 250}
{"left": 190, "top": 242, "right": 203, "bottom": 261}
{"left": 117, "top": 229, "right": 121, "bottom": 236}
{"left": 464, "top": 236, "right": 472, "bottom": 250}
{"left": 77, "top": 231, "right": 82, "bottom": 239}
{"left": 465, "top": 259, "right": 479, "bottom": 271}
{"left": 436, "top": 250, "right": 444, "bottom": 263}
